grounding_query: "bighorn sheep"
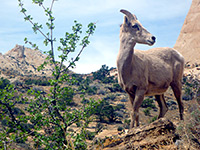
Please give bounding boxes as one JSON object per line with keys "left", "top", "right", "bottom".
{"left": 117, "top": 9, "right": 184, "bottom": 128}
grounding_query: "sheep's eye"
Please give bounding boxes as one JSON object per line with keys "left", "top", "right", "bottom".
{"left": 132, "top": 24, "right": 139, "bottom": 30}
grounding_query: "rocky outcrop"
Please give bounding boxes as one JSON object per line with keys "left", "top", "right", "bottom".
{"left": 0, "top": 44, "right": 53, "bottom": 78}
{"left": 98, "top": 118, "right": 181, "bottom": 150}
{"left": 174, "top": 0, "right": 200, "bottom": 66}
{"left": 6, "top": 45, "right": 25, "bottom": 59}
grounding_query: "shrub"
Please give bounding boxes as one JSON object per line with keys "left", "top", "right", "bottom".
{"left": 24, "top": 78, "right": 50, "bottom": 86}
{"left": 95, "top": 122, "right": 104, "bottom": 133}
{"left": 104, "top": 94, "right": 116, "bottom": 101}
{"left": 98, "top": 89, "right": 107, "bottom": 95}
{"left": 149, "top": 115, "right": 158, "bottom": 123}
{"left": 108, "top": 83, "right": 124, "bottom": 92}
{"left": 182, "top": 73, "right": 200, "bottom": 101}
{"left": 94, "top": 100, "right": 116, "bottom": 122}
{"left": 81, "top": 98, "right": 90, "bottom": 104}
{"left": 102, "top": 76, "right": 115, "bottom": 84}
{"left": 143, "top": 107, "right": 152, "bottom": 116}
{"left": 141, "top": 98, "right": 156, "bottom": 109}
{"left": 85, "top": 130, "right": 96, "bottom": 140}
{"left": 117, "top": 126, "right": 124, "bottom": 131}
{"left": 86, "top": 86, "right": 97, "bottom": 95}
{"left": 183, "top": 86, "right": 194, "bottom": 100}
{"left": 78, "top": 77, "right": 97, "bottom": 95}
{"left": 114, "top": 103, "right": 125, "bottom": 110}
{"left": 57, "top": 86, "right": 74, "bottom": 110}
{"left": 0, "top": 77, "right": 10, "bottom": 89}
{"left": 92, "top": 65, "right": 115, "bottom": 84}
{"left": 123, "top": 119, "right": 131, "bottom": 129}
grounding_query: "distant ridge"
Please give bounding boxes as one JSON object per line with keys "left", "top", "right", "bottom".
{"left": 174, "top": 0, "right": 200, "bottom": 66}
{"left": 0, "top": 44, "right": 53, "bottom": 78}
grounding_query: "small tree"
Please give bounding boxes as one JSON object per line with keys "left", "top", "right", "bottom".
{"left": 77, "top": 76, "right": 97, "bottom": 95}
{"left": 0, "top": 0, "right": 98, "bottom": 149}
{"left": 93, "top": 65, "right": 115, "bottom": 84}
{"left": 94, "top": 99, "right": 116, "bottom": 122}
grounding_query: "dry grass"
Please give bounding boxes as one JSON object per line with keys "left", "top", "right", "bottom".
{"left": 176, "top": 100, "right": 200, "bottom": 150}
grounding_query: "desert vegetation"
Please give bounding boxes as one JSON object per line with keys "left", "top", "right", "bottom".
{"left": 0, "top": 0, "right": 98, "bottom": 149}
{"left": 1, "top": 62, "right": 200, "bottom": 149}
{"left": 0, "top": 1, "right": 200, "bottom": 150}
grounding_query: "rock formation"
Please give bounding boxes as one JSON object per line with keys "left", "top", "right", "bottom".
{"left": 95, "top": 118, "right": 181, "bottom": 150}
{"left": 174, "top": 0, "right": 200, "bottom": 65}
{"left": 7, "top": 44, "right": 25, "bottom": 59}
{"left": 0, "top": 44, "right": 53, "bottom": 78}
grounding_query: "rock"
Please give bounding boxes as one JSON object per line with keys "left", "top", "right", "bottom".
{"left": 167, "top": 100, "right": 178, "bottom": 110}
{"left": 196, "top": 88, "right": 200, "bottom": 97}
{"left": 0, "top": 44, "right": 53, "bottom": 78}
{"left": 166, "top": 100, "right": 177, "bottom": 107}
{"left": 174, "top": 0, "right": 200, "bottom": 65}
{"left": 175, "top": 140, "right": 184, "bottom": 148}
{"left": 182, "top": 94, "right": 192, "bottom": 101}
{"left": 120, "top": 98, "right": 128, "bottom": 102}
{"left": 101, "top": 118, "right": 177, "bottom": 150}
{"left": 169, "top": 105, "right": 178, "bottom": 110}
{"left": 114, "top": 111, "right": 124, "bottom": 118}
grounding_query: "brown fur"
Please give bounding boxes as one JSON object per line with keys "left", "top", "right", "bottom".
{"left": 117, "top": 9, "right": 184, "bottom": 128}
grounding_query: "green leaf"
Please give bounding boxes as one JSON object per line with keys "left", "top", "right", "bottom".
{"left": 20, "top": 8, "right": 27, "bottom": 13}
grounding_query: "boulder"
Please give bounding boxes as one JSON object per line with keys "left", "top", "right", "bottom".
{"left": 101, "top": 118, "right": 179, "bottom": 150}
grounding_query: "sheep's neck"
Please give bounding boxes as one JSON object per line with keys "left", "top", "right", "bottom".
{"left": 117, "top": 37, "right": 136, "bottom": 79}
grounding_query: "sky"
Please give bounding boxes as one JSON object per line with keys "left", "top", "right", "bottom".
{"left": 0, "top": 0, "right": 192, "bottom": 74}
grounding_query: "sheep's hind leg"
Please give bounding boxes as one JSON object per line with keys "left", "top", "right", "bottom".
{"left": 155, "top": 94, "right": 168, "bottom": 118}
{"left": 170, "top": 81, "right": 184, "bottom": 120}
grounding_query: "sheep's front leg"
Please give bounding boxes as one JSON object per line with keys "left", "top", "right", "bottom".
{"left": 130, "top": 90, "right": 145, "bottom": 128}
{"left": 128, "top": 94, "right": 135, "bottom": 128}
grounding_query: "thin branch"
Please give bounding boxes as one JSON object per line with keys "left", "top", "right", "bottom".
{"left": 3, "top": 141, "right": 7, "bottom": 150}
{"left": 47, "top": 106, "right": 68, "bottom": 144}
{"left": 48, "top": 105, "right": 64, "bottom": 127}
{"left": 61, "top": 33, "right": 92, "bottom": 73}
{"left": 50, "top": 0, "right": 56, "bottom": 12}
{"left": 19, "top": 1, "right": 50, "bottom": 41}
{"left": 0, "top": 99, "right": 35, "bottom": 136}
{"left": 41, "top": 3, "right": 47, "bottom": 12}
{"left": 40, "top": 3, "right": 56, "bottom": 64}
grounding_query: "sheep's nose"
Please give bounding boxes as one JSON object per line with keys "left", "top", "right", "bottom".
{"left": 152, "top": 36, "right": 156, "bottom": 42}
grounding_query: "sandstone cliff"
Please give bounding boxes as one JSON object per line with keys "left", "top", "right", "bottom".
{"left": 174, "top": 0, "right": 200, "bottom": 66}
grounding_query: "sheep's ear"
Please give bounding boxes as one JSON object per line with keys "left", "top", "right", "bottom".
{"left": 133, "top": 15, "right": 137, "bottom": 20}
{"left": 120, "top": 9, "right": 136, "bottom": 25}
{"left": 124, "top": 16, "right": 131, "bottom": 26}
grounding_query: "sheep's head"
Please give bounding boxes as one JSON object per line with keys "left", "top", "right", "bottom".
{"left": 120, "top": 9, "right": 156, "bottom": 46}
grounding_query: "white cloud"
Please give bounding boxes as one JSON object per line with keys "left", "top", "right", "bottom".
{"left": 72, "top": 63, "right": 102, "bottom": 74}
